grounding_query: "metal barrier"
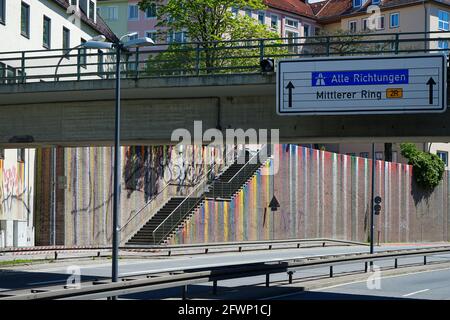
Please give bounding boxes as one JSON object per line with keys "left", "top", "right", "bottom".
{"left": 0, "top": 238, "right": 364, "bottom": 255}
{"left": 1, "top": 31, "right": 450, "bottom": 84}
{"left": 2, "top": 246, "right": 450, "bottom": 300}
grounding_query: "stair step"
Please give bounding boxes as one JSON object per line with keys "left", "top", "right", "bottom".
{"left": 126, "top": 155, "right": 267, "bottom": 246}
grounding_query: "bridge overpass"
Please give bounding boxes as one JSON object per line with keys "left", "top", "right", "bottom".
{"left": 1, "top": 73, "right": 450, "bottom": 148}
{"left": 2, "top": 32, "right": 450, "bottom": 148}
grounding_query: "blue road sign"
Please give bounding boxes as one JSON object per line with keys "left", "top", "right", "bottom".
{"left": 311, "top": 69, "right": 409, "bottom": 87}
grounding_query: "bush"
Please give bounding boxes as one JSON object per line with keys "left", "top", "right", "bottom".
{"left": 400, "top": 143, "right": 445, "bottom": 190}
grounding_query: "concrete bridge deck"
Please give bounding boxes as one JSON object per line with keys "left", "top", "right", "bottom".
{"left": 1, "top": 73, "right": 450, "bottom": 147}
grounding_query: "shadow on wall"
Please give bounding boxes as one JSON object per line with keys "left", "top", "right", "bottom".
{"left": 411, "top": 178, "right": 434, "bottom": 206}
{"left": 123, "top": 145, "right": 217, "bottom": 202}
{"left": 124, "top": 146, "right": 173, "bottom": 202}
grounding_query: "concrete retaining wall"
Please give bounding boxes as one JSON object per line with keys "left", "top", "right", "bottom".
{"left": 170, "top": 144, "right": 450, "bottom": 244}
{"left": 34, "top": 144, "right": 450, "bottom": 246}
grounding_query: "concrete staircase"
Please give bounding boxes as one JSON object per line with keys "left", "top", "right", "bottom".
{"left": 125, "top": 146, "right": 271, "bottom": 245}
{"left": 126, "top": 197, "right": 203, "bottom": 245}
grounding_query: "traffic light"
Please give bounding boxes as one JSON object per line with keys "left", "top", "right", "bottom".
{"left": 374, "top": 196, "right": 382, "bottom": 215}
{"left": 260, "top": 58, "right": 274, "bottom": 73}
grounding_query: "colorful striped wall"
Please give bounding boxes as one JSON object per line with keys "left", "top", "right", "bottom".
{"left": 34, "top": 145, "right": 227, "bottom": 246}
{"left": 170, "top": 144, "right": 450, "bottom": 244}
{"left": 35, "top": 144, "right": 450, "bottom": 246}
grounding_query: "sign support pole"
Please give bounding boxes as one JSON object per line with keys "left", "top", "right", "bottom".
{"left": 370, "top": 143, "right": 375, "bottom": 268}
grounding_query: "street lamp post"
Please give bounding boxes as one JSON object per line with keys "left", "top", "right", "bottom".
{"left": 370, "top": 143, "right": 376, "bottom": 267}
{"left": 54, "top": 34, "right": 154, "bottom": 293}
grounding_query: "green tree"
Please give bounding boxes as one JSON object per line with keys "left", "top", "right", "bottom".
{"left": 138, "top": 0, "right": 287, "bottom": 75}
{"left": 400, "top": 143, "right": 445, "bottom": 190}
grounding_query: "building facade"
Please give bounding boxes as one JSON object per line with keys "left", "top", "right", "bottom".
{"left": 97, "top": 0, "right": 322, "bottom": 43}
{"left": 0, "top": 0, "right": 116, "bottom": 247}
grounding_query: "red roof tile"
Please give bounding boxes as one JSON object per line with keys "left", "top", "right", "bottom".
{"left": 265, "top": 0, "right": 316, "bottom": 18}
{"left": 316, "top": 0, "right": 450, "bottom": 21}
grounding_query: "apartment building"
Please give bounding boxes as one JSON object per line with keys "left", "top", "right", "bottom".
{"left": 97, "top": 0, "right": 321, "bottom": 44}
{"left": 0, "top": 0, "right": 116, "bottom": 247}
{"left": 95, "top": 0, "right": 128, "bottom": 38}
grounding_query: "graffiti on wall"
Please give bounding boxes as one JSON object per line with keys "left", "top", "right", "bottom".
{"left": 0, "top": 161, "right": 31, "bottom": 220}
{"left": 124, "top": 145, "right": 223, "bottom": 201}
{"left": 35, "top": 145, "right": 226, "bottom": 246}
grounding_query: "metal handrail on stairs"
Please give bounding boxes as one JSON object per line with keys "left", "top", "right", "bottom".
{"left": 207, "top": 144, "right": 271, "bottom": 199}
{"left": 150, "top": 147, "right": 238, "bottom": 244}
{"left": 151, "top": 163, "right": 218, "bottom": 244}
{"left": 122, "top": 147, "right": 236, "bottom": 243}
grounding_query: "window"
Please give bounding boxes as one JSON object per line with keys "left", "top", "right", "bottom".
{"left": 0, "top": 62, "right": 5, "bottom": 84}
{"left": 129, "top": 32, "right": 138, "bottom": 40}
{"left": 71, "top": 0, "right": 77, "bottom": 5}
{"left": 17, "top": 69, "right": 25, "bottom": 83}
{"left": 128, "top": 4, "right": 138, "bottom": 20}
{"left": 146, "top": 3, "right": 156, "bottom": 18}
{"left": 285, "top": 18, "right": 298, "bottom": 29}
{"left": 146, "top": 31, "right": 157, "bottom": 41}
{"left": 349, "top": 20, "right": 357, "bottom": 33}
{"left": 353, "top": 0, "right": 362, "bottom": 8}
{"left": 6, "top": 66, "right": 15, "bottom": 84}
{"left": 231, "top": 7, "right": 238, "bottom": 17}
{"left": 0, "top": 64, "right": 15, "bottom": 84}
{"left": 285, "top": 30, "right": 299, "bottom": 53}
{"left": 375, "top": 152, "right": 384, "bottom": 160}
{"left": 304, "top": 24, "right": 310, "bottom": 37}
{"left": 438, "top": 39, "right": 449, "bottom": 54}
{"left": 98, "top": 50, "right": 104, "bottom": 75}
{"left": 346, "top": 153, "right": 356, "bottom": 156}
{"left": 168, "top": 31, "right": 185, "bottom": 43}
{"left": 21, "top": 1, "right": 30, "bottom": 38}
{"left": 258, "top": 12, "right": 265, "bottom": 24}
{"left": 392, "top": 151, "right": 398, "bottom": 162}
{"left": 103, "top": 6, "right": 118, "bottom": 20}
{"left": 245, "top": 8, "right": 252, "bottom": 17}
{"left": 43, "top": 16, "right": 51, "bottom": 49}
{"left": 376, "top": 16, "right": 385, "bottom": 30}
{"left": 362, "top": 18, "right": 369, "bottom": 31}
{"left": 79, "top": 38, "right": 87, "bottom": 68}
{"left": 438, "top": 10, "right": 449, "bottom": 31}
{"left": 0, "top": 0, "right": 5, "bottom": 24}
{"left": 89, "top": 0, "right": 95, "bottom": 20}
{"left": 390, "top": 13, "right": 399, "bottom": 28}
{"left": 63, "top": 27, "right": 70, "bottom": 56}
{"left": 0, "top": 148, "right": 4, "bottom": 160}
{"left": 17, "top": 149, "right": 25, "bottom": 162}
{"left": 360, "top": 152, "right": 369, "bottom": 158}
{"left": 271, "top": 15, "right": 278, "bottom": 29}
{"left": 437, "top": 151, "right": 448, "bottom": 166}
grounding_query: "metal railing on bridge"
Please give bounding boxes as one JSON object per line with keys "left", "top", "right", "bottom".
{"left": 1, "top": 31, "right": 450, "bottom": 84}
{"left": 2, "top": 245, "right": 450, "bottom": 300}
